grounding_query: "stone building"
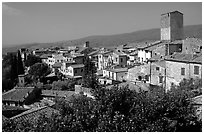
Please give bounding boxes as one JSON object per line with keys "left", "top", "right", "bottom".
{"left": 164, "top": 53, "right": 202, "bottom": 91}
{"left": 160, "top": 11, "right": 183, "bottom": 41}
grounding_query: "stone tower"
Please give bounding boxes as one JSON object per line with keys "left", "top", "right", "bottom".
{"left": 18, "top": 74, "right": 25, "bottom": 87}
{"left": 160, "top": 11, "right": 184, "bottom": 41}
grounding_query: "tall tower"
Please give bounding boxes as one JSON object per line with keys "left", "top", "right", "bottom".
{"left": 160, "top": 11, "right": 184, "bottom": 41}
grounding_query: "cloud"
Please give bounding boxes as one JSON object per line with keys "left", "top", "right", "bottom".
{"left": 2, "top": 3, "right": 24, "bottom": 16}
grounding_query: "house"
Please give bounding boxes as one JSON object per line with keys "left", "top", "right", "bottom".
{"left": 62, "top": 64, "right": 84, "bottom": 78}
{"left": 103, "top": 67, "right": 128, "bottom": 82}
{"left": 149, "top": 61, "right": 166, "bottom": 87}
{"left": 191, "top": 95, "right": 202, "bottom": 121}
{"left": 98, "top": 51, "right": 113, "bottom": 70}
{"left": 164, "top": 53, "right": 202, "bottom": 91}
{"left": 76, "top": 41, "right": 95, "bottom": 54}
{"left": 75, "top": 85, "right": 94, "bottom": 99}
{"left": 127, "top": 64, "right": 150, "bottom": 83}
{"left": 2, "top": 105, "right": 28, "bottom": 118}
{"left": 111, "top": 50, "right": 128, "bottom": 67}
{"left": 2, "top": 87, "right": 41, "bottom": 108}
{"left": 106, "top": 81, "right": 149, "bottom": 93}
{"left": 41, "top": 90, "right": 75, "bottom": 101}
{"left": 10, "top": 106, "right": 60, "bottom": 123}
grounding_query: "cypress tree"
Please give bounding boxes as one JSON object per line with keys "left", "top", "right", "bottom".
{"left": 17, "top": 50, "right": 25, "bottom": 75}
{"left": 10, "top": 54, "right": 18, "bottom": 86}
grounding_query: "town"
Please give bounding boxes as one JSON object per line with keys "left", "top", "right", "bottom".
{"left": 2, "top": 10, "right": 202, "bottom": 132}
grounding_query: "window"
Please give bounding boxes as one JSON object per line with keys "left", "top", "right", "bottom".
{"left": 181, "top": 68, "right": 185, "bottom": 75}
{"left": 121, "top": 58, "right": 123, "bottom": 63}
{"left": 81, "top": 69, "right": 83, "bottom": 72}
{"left": 159, "top": 76, "right": 163, "bottom": 83}
{"left": 145, "top": 75, "right": 149, "bottom": 81}
{"left": 156, "top": 67, "right": 160, "bottom": 71}
{"left": 194, "top": 66, "right": 199, "bottom": 75}
{"left": 116, "top": 58, "right": 118, "bottom": 62}
{"left": 74, "top": 70, "right": 77, "bottom": 74}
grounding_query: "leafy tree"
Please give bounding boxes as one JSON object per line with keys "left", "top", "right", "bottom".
{"left": 25, "top": 54, "right": 42, "bottom": 67}
{"left": 3, "top": 78, "right": 201, "bottom": 132}
{"left": 52, "top": 80, "right": 77, "bottom": 91}
{"left": 28, "top": 63, "right": 51, "bottom": 83}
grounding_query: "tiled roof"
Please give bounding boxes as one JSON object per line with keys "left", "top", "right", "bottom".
{"left": 148, "top": 55, "right": 164, "bottom": 61}
{"left": 40, "top": 54, "right": 52, "bottom": 59}
{"left": 165, "top": 53, "right": 202, "bottom": 64}
{"left": 42, "top": 90, "right": 75, "bottom": 98}
{"left": 11, "top": 106, "right": 60, "bottom": 122}
{"left": 46, "top": 72, "right": 56, "bottom": 77}
{"left": 52, "top": 62, "right": 62, "bottom": 68}
{"left": 113, "top": 50, "right": 127, "bottom": 56}
{"left": 107, "top": 67, "right": 128, "bottom": 73}
{"left": 191, "top": 95, "right": 202, "bottom": 105}
{"left": 70, "top": 64, "right": 84, "bottom": 68}
{"left": 2, "top": 105, "right": 27, "bottom": 111}
{"left": 2, "top": 87, "right": 35, "bottom": 102}
{"left": 152, "top": 61, "right": 166, "bottom": 68}
{"left": 106, "top": 81, "right": 149, "bottom": 92}
{"left": 88, "top": 50, "right": 100, "bottom": 56}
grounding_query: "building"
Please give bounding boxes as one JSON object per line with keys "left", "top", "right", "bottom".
{"left": 111, "top": 50, "right": 128, "bottom": 67}
{"left": 62, "top": 64, "right": 84, "bottom": 78}
{"left": 160, "top": 11, "right": 183, "bottom": 41}
{"left": 10, "top": 106, "right": 60, "bottom": 122}
{"left": 98, "top": 51, "right": 113, "bottom": 70}
{"left": 149, "top": 61, "right": 166, "bottom": 87}
{"left": 127, "top": 64, "right": 150, "bottom": 83}
{"left": 41, "top": 90, "right": 75, "bottom": 101}
{"left": 2, "top": 87, "right": 41, "bottom": 108}
{"left": 103, "top": 67, "right": 128, "bottom": 81}
{"left": 164, "top": 53, "right": 202, "bottom": 90}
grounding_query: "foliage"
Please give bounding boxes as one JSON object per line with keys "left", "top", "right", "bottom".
{"left": 82, "top": 54, "right": 98, "bottom": 89}
{"left": 17, "top": 50, "right": 25, "bottom": 75}
{"left": 3, "top": 78, "right": 201, "bottom": 132}
{"left": 52, "top": 80, "right": 78, "bottom": 91}
{"left": 28, "top": 63, "right": 51, "bottom": 83}
{"left": 25, "top": 54, "right": 42, "bottom": 67}
{"left": 2, "top": 53, "right": 18, "bottom": 91}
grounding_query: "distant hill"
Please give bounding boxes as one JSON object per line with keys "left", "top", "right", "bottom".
{"left": 2, "top": 24, "right": 202, "bottom": 54}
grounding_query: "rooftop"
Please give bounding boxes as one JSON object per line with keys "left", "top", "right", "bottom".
{"left": 165, "top": 53, "right": 202, "bottom": 64}
{"left": 191, "top": 95, "right": 202, "bottom": 105}
{"left": 11, "top": 106, "right": 60, "bottom": 122}
{"left": 107, "top": 67, "right": 128, "bottom": 73}
{"left": 2, "top": 87, "right": 35, "bottom": 102}
{"left": 42, "top": 90, "right": 75, "bottom": 98}
{"left": 69, "top": 64, "right": 84, "bottom": 68}
{"left": 52, "top": 62, "right": 62, "bottom": 68}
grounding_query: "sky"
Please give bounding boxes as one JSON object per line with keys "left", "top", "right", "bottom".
{"left": 2, "top": 2, "right": 202, "bottom": 46}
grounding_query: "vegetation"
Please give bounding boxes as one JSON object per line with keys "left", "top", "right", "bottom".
{"left": 24, "top": 54, "right": 42, "bottom": 67}
{"left": 52, "top": 79, "right": 79, "bottom": 91}
{"left": 3, "top": 78, "right": 202, "bottom": 132}
{"left": 82, "top": 54, "right": 98, "bottom": 89}
{"left": 28, "top": 63, "right": 51, "bottom": 83}
{"left": 2, "top": 52, "right": 25, "bottom": 91}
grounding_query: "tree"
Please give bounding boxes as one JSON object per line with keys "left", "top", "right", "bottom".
{"left": 52, "top": 80, "right": 77, "bottom": 91}
{"left": 28, "top": 63, "right": 51, "bottom": 83}
{"left": 82, "top": 54, "right": 98, "bottom": 89}
{"left": 17, "top": 50, "right": 25, "bottom": 75}
{"left": 3, "top": 78, "right": 201, "bottom": 132}
{"left": 25, "top": 54, "right": 42, "bottom": 67}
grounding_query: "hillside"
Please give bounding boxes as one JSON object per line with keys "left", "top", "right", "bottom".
{"left": 2, "top": 24, "right": 202, "bottom": 54}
